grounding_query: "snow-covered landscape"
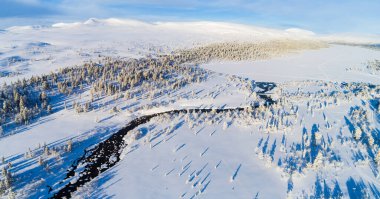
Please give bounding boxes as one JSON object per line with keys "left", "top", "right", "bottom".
{"left": 1, "top": 4, "right": 380, "bottom": 198}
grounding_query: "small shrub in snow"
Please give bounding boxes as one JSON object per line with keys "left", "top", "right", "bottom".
{"left": 222, "top": 121, "right": 228, "bottom": 130}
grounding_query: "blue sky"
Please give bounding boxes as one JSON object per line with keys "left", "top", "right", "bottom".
{"left": 0, "top": 0, "right": 379, "bottom": 34}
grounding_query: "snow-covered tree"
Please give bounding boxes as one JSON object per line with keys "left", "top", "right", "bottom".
{"left": 354, "top": 127, "right": 362, "bottom": 141}
{"left": 67, "top": 140, "right": 73, "bottom": 152}
{"left": 313, "top": 151, "right": 324, "bottom": 168}
{"left": 47, "top": 105, "right": 52, "bottom": 113}
{"left": 38, "top": 157, "right": 44, "bottom": 166}
{"left": 375, "top": 151, "right": 380, "bottom": 166}
{"left": 368, "top": 135, "right": 375, "bottom": 146}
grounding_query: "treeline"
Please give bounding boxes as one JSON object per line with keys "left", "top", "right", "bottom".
{"left": 170, "top": 40, "right": 327, "bottom": 63}
{"left": 367, "top": 60, "right": 380, "bottom": 74}
{"left": 0, "top": 54, "right": 209, "bottom": 134}
{"left": 0, "top": 40, "right": 326, "bottom": 135}
{"left": 0, "top": 77, "right": 51, "bottom": 127}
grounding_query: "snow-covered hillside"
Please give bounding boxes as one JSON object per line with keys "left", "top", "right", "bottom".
{"left": 0, "top": 18, "right": 380, "bottom": 199}
{"left": 0, "top": 18, "right": 320, "bottom": 84}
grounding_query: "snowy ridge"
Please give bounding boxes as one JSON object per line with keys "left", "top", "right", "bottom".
{"left": 5, "top": 18, "right": 320, "bottom": 42}
{"left": 52, "top": 18, "right": 152, "bottom": 28}
{"left": 4, "top": 18, "right": 380, "bottom": 44}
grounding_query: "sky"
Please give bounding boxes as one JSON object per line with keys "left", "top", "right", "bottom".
{"left": 0, "top": 0, "right": 379, "bottom": 34}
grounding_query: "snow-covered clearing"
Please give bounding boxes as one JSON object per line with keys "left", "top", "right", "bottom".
{"left": 202, "top": 44, "right": 380, "bottom": 83}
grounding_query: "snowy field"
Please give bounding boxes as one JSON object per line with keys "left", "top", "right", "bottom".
{"left": 0, "top": 19, "right": 380, "bottom": 199}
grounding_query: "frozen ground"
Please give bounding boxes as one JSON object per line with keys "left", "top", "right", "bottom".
{"left": 0, "top": 18, "right": 380, "bottom": 199}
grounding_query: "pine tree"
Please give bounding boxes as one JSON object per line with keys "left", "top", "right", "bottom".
{"left": 39, "top": 91, "right": 47, "bottom": 101}
{"left": 38, "top": 157, "right": 44, "bottom": 166}
{"left": 375, "top": 151, "right": 380, "bottom": 166}
{"left": 67, "top": 140, "right": 72, "bottom": 152}
{"left": 19, "top": 97, "right": 25, "bottom": 111}
{"left": 44, "top": 146, "right": 49, "bottom": 156}
{"left": 1, "top": 167, "right": 10, "bottom": 189}
{"left": 368, "top": 135, "right": 375, "bottom": 146}
{"left": 8, "top": 189, "right": 16, "bottom": 199}
{"left": 42, "top": 81, "right": 49, "bottom": 90}
{"left": 2, "top": 101, "right": 8, "bottom": 113}
{"left": 314, "top": 151, "right": 324, "bottom": 168}
{"left": 354, "top": 127, "right": 362, "bottom": 140}
{"left": 47, "top": 105, "right": 52, "bottom": 113}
